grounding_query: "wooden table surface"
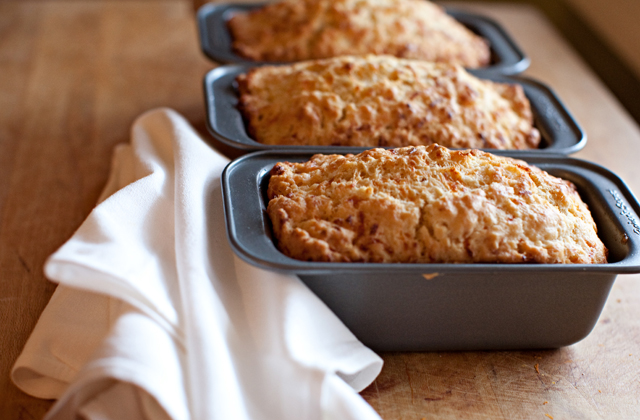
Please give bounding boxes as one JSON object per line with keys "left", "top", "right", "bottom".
{"left": 1, "top": 1, "right": 639, "bottom": 419}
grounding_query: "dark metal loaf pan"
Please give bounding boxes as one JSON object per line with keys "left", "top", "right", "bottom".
{"left": 204, "top": 64, "right": 586, "bottom": 156}
{"left": 221, "top": 151, "right": 640, "bottom": 352}
{"left": 197, "top": 2, "right": 529, "bottom": 74}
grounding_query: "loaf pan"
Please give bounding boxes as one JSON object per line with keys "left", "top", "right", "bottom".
{"left": 221, "top": 151, "right": 640, "bottom": 351}
{"left": 197, "top": 2, "right": 529, "bottom": 75}
{"left": 204, "top": 64, "right": 586, "bottom": 156}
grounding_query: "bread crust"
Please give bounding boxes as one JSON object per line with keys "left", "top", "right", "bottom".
{"left": 267, "top": 145, "right": 608, "bottom": 264}
{"left": 227, "top": 0, "right": 490, "bottom": 67}
{"left": 237, "top": 55, "right": 540, "bottom": 149}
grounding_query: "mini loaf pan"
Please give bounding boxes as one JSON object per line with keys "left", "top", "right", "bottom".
{"left": 204, "top": 64, "right": 586, "bottom": 156}
{"left": 197, "top": 2, "right": 530, "bottom": 75}
{"left": 221, "top": 151, "right": 640, "bottom": 351}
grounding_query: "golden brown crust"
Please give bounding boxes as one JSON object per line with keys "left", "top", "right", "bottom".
{"left": 267, "top": 145, "right": 608, "bottom": 264}
{"left": 227, "top": 0, "right": 490, "bottom": 67}
{"left": 237, "top": 55, "right": 540, "bottom": 149}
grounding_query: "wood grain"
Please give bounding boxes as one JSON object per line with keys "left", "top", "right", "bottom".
{"left": 1, "top": 1, "right": 639, "bottom": 419}
{"left": 0, "top": 1, "right": 214, "bottom": 418}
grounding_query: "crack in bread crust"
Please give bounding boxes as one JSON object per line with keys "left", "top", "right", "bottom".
{"left": 227, "top": 0, "right": 490, "bottom": 66}
{"left": 237, "top": 55, "right": 540, "bottom": 149}
{"left": 266, "top": 145, "right": 608, "bottom": 264}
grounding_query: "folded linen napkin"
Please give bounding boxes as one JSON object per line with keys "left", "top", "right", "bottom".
{"left": 11, "top": 108, "right": 383, "bottom": 420}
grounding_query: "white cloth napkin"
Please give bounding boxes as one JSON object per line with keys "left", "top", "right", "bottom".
{"left": 11, "top": 108, "right": 383, "bottom": 420}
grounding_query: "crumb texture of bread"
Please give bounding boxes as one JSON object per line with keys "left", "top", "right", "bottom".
{"left": 227, "top": 0, "right": 490, "bottom": 67}
{"left": 237, "top": 55, "right": 540, "bottom": 149}
{"left": 266, "top": 145, "right": 608, "bottom": 264}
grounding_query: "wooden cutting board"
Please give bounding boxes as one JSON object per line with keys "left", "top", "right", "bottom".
{"left": 1, "top": 1, "right": 639, "bottom": 419}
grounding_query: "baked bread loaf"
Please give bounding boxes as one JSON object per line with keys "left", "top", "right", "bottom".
{"left": 237, "top": 55, "right": 540, "bottom": 149}
{"left": 227, "top": 0, "right": 490, "bottom": 67}
{"left": 267, "top": 145, "right": 608, "bottom": 264}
